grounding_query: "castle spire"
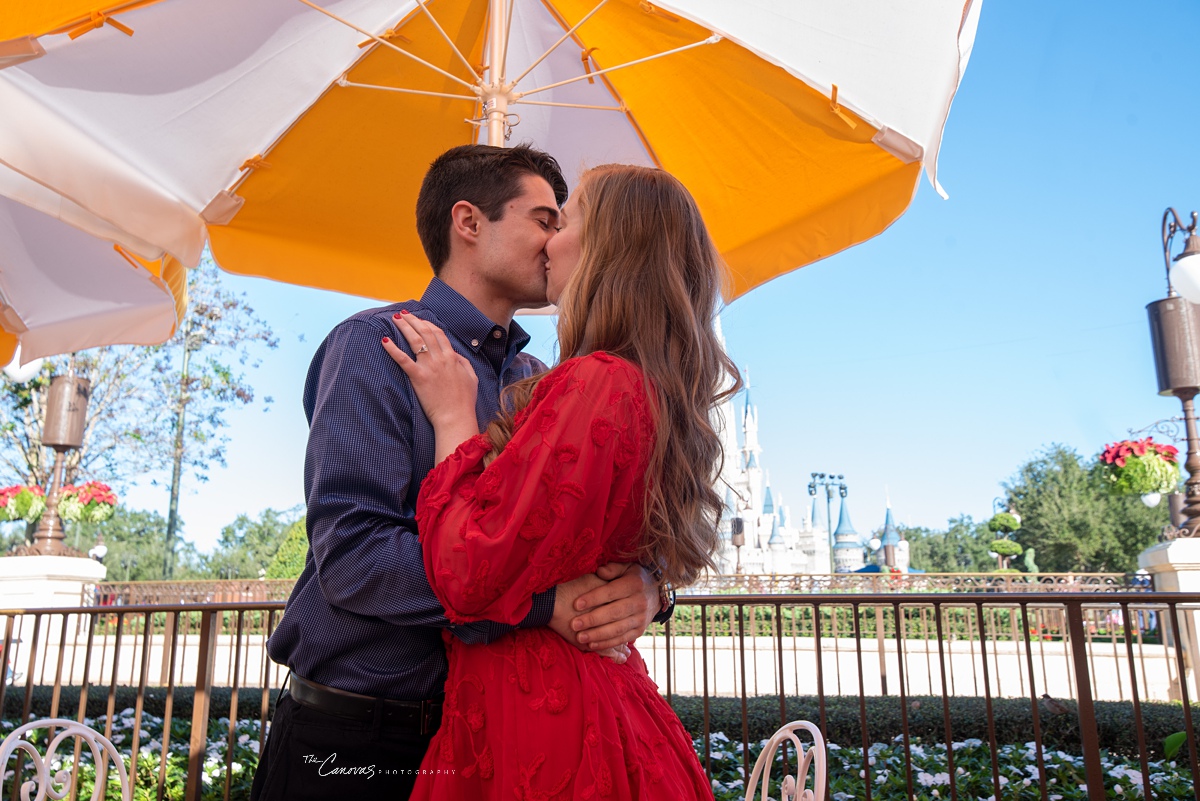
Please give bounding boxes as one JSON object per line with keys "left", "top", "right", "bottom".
{"left": 741, "top": 368, "right": 761, "bottom": 460}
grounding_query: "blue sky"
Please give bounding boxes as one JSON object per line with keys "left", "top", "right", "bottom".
{"left": 122, "top": 0, "right": 1200, "bottom": 552}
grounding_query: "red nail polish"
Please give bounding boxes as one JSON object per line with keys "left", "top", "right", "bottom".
{"left": 382, "top": 337, "right": 390, "bottom": 344}
{"left": 400, "top": 309, "right": 410, "bottom": 315}
{"left": 393, "top": 313, "right": 401, "bottom": 319}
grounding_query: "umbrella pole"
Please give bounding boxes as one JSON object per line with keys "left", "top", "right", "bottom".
{"left": 485, "top": 0, "right": 509, "bottom": 146}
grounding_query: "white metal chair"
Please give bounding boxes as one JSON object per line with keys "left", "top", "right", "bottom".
{"left": 1, "top": 718, "right": 131, "bottom": 801}
{"left": 745, "top": 720, "right": 827, "bottom": 801}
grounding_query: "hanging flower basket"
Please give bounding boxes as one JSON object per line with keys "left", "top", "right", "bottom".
{"left": 0, "top": 485, "right": 45, "bottom": 523}
{"left": 58, "top": 481, "right": 118, "bottom": 523}
{"left": 1099, "top": 437, "right": 1180, "bottom": 496}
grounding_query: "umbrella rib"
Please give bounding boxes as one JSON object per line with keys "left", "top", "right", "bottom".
{"left": 413, "top": 0, "right": 480, "bottom": 80}
{"left": 295, "top": 0, "right": 479, "bottom": 92}
{"left": 501, "top": 0, "right": 516, "bottom": 83}
{"left": 515, "top": 35, "right": 720, "bottom": 98}
{"left": 337, "top": 78, "right": 477, "bottom": 102}
{"left": 514, "top": 99, "right": 624, "bottom": 111}
{"left": 510, "top": 0, "right": 610, "bottom": 88}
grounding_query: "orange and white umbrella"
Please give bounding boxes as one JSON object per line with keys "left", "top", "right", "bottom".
{"left": 0, "top": 0, "right": 981, "bottom": 363}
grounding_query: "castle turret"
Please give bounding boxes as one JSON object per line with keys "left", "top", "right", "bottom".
{"left": 832, "top": 497, "right": 865, "bottom": 573}
{"left": 768, "top": 516, "right": 786, "bottom": 550}
{"left": 875, "top": 505, "right": 897, "bottom": 567}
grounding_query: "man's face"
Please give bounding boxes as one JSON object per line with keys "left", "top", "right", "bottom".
{"left": 476, "top": 173, "right": 561, "bottom": 311}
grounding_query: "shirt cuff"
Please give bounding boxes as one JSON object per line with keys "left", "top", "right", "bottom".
{"left": 519, "top": 588, "right": 556, "bottom": 628}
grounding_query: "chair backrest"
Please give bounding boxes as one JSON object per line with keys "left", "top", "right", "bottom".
{"left": 744, "top": 720, "right": 827, "bottom": 801}
{"left": 0, "top": 717, "right": 131, "bottom": 801}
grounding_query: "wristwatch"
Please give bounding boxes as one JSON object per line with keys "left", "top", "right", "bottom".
{"left": 646, "top": 562, "right": 674, "bottom": 614}
{"left": 658, "top": 582, "right": 675, "bottom": 614}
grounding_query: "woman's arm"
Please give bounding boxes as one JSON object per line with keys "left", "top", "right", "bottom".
{"left": 415, "top": 353, "right": 656, "bottom": 625}
{"left": 382, "top": 311, "right": 480, "bottom": 462}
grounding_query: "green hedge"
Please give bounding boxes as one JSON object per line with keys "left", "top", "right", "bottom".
{"left": 6, "top": 688, "right": 1191, "bottom": 760}
{"left": 671, "top": 694, "right": 1194, "bottom": 759}
{"left": 2, "top": 685, "right": 279, "bottom": 722}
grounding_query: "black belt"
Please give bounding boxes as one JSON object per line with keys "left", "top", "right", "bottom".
{"left": 289, "top": 674, "right": 442, "bottom": 735}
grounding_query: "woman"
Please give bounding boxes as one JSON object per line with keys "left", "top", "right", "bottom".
{"left": 384, "top": 164, "right": 740, "bottom": 799}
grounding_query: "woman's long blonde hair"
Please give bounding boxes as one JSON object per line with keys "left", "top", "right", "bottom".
{"left": 486, "top": 164, "right": 741, "bottom": 586}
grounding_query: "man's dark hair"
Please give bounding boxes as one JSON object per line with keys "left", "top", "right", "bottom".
{"left": 416, "top": 144, "right": 569, "bottom": 274}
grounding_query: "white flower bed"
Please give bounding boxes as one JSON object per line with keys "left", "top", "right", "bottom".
{"left": 700, "top": 733, "right": 1195, "bottom": 800}
{"left": 3, "top": 715, "right": 1194, "bottom": 800}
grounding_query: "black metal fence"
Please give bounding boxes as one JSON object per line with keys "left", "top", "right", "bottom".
{"left": 2, "top": 592, "right": 1198, "bottom": 801}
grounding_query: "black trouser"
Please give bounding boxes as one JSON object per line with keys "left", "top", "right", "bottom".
{"left": 250, "top": 692, "right": 435, "bottom": 800}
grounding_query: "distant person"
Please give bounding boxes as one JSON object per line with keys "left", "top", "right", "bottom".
{"left": 250, "top": 145, "right": 669, "bottom": 801}
{"left": 384, "top": 163, "right": 740, "bottom": 799}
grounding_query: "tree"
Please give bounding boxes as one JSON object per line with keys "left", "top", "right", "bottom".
{"left": 265, "top": 519, "right": 308, "bottom": 579}
{"left": 70, "top": 507, "right": 205, "bottom": 581}
{"left": 1002, "top": 444, "right": 1167, "bottom": 573}
{"left": 142, "top": 258, "right": 277, "bottom": 577}
{"left": 903, "top": 516, "right": 995, "bottom": 573}
{"left": 203, "top": 506, "right": 300, "bottom": 579}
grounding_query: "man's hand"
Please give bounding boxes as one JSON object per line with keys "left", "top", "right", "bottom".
{"left": 547, "top": 569, "right": 656, "bottom": 661}
{"left": 548, "top": 572, "right": 605, "bottom": 647}
{"left": 546, "top": 573, "right": 626, "bottom": 663}
{"left": 570, "top": 562, "right": 660, "bottom": 651}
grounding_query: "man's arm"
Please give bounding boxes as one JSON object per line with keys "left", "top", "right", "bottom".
{"left": 303, "top": 319, "right": 552, "bottom": 637}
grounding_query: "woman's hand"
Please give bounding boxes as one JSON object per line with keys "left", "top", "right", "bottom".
{"left": 383, "top": 311, "right": 480, "bottom": 461}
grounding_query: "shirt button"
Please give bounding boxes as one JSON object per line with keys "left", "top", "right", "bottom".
{"left": 492, "top": 330, "right": 503, "bottom": 339}
{"left": 470, "top": 339, "right": 479, "bottom": 347}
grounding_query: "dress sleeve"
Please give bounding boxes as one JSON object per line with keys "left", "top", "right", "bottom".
{"left": 416, "top": 353, "right": 655, "bottom": 625}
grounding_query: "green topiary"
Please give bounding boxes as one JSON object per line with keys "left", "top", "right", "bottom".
{"left": 990, "top": 538, "right": 1023, "bottom": 557}
{"left": 265, "top": 518, "right": 308, "bottom": 579}
{"left": 987, "top": 512, "right": 1020, "bottom": 534}
{"left": 1022, "top": 547, "right": 1039, "bottom": 573}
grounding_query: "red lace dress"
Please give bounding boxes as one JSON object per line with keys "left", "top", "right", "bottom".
{"left": 409, "top": 353, "right": 709, "bottom": 800}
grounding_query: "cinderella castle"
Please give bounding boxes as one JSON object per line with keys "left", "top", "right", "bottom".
{"left": 713, "top": 321, "right": 915, "bottom": 575}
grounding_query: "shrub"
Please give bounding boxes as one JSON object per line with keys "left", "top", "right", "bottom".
{"left": 2, "top": 685, "right": 279, "bottom": 723}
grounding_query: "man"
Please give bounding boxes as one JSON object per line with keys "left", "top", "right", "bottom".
{"left": 251, "top": 144, "right": 668, "bottom": 800}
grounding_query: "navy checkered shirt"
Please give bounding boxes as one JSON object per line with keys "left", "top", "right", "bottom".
{"left": 267, "top": 278, "right": 555, "bottom": 700}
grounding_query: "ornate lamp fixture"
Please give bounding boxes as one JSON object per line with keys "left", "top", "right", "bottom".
{"left": 730, "top": 516, "right": 745, "bottom": 573}
{"left": 808, "top": 472, "right": 847, "bottom": 572}
{"left": 14, "top": 372, "right": 91, "bottom": 556}
{"left": 1146, "top": 208, "right": 1200, "bottom": 538}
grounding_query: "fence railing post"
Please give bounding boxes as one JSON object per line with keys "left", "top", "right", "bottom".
{"left": 1065, "top": 601, "right": 1107, "bottom": 801}
{"left": 160, "top": 611, "right": 176, "bottom": 686}
{"left": 184, "top": 609, "right": 218, "bottom": 801}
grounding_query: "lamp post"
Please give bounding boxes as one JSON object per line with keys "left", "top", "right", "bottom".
{"left": 808, "top": 472, "right": 847, "bottom": 573}
{"left": 730, "top": 516, "right": 745, "bottom": 573}
{"left": 1147, "top": 208, "right": 1200, "bottom": 539}
{"left": 14, "top": 371, "right": 91, "bottom": 557}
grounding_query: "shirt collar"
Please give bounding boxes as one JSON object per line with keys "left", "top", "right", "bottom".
{"left": 420, "top": 277, "right": 532, "bottom": 356}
